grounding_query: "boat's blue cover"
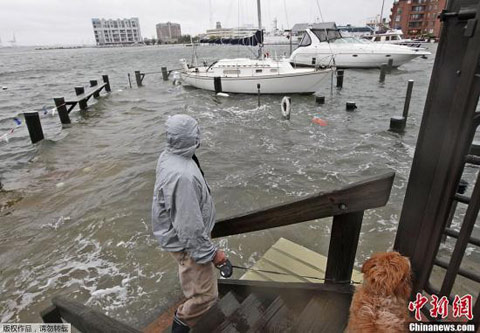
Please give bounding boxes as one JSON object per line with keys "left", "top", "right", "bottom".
{"left": 200, "top": 30, "right": 263, "bottom": 46}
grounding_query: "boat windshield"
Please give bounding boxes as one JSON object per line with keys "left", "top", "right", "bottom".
{"left": 298, "top": 33, "right": 312, "bottom": 47}
{"left": 311, "top": 29, "right": 342, "bottom": 42}
{"left": 331, "top": 37, "right": 371, "bottom": 44}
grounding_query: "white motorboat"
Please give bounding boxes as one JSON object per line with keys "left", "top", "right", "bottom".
{"left": 180, "top": 0, "right": 334, "bottom": 95}
{"left": 364, "top": 30, "right": 429, "bottom": 48}
{"left": 290, "top": 24, "right": 431, "bottom": 69}
{"left": 180, "top": 58, "right": 332, "bottom": 94}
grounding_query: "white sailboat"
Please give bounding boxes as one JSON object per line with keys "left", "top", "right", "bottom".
{"left": 180, "top": 0, "right": 333, "bottom": 94}
{"left": 289, "top": 24, "right": 430, "bottom": 69}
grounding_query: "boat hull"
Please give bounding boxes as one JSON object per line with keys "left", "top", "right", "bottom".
{"left": 292, "top": 51, "right": 426, "bottom": 68}
{"left": 181, "top": 69, "right": 332, "bottom": 94}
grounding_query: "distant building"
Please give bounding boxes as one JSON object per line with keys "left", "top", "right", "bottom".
{"left": 92, "top": 18, "right": 142, "bottom": 45}
{"left": 389, "top": 0, "right": 446, "bottom": 38}
{"left": 205, "top": 21, "right": 258, "bottom": 39}
{"left": 156, "top": 22, "right": 182, "bottom": 43}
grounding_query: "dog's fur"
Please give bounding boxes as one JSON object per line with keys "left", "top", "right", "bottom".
{"left": 346, "top": 252, "right": 412, "bottom": 333}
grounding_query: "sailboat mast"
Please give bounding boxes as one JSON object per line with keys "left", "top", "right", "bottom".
{"left": 379, "top": 0, "right": 385, "bottom": 32}
{"left": 257, "top": 0, "right": 263, "bottom": 59}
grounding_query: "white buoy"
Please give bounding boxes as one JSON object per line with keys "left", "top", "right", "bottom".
{"left": 216, "top": 92, "right": 229, "bottom": 97}
{"left": 281, "top": 96, "right": 291, "bottom": 120}
{"left": 172, "top": 71, "right": 181, "bottom": 86}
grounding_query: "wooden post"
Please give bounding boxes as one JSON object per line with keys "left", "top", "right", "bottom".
{"left": 316, "top": 96, "right": 325, "bottom": 104}
{"left": 102, "top": 75, "right": 111, "bottom": 92}
{"left": 336, "top": 70, "right": 344, "bottom": 88}
{"left": 24, "top": 112, "right": 44, "bottom": 144}
{"left": 325, "top": 212, "right": 364, "bottom": 283}
{"left": 40, "top": 305, "right": 62, "bottom": 323}
{"left": 54, "top": 97, "right": 70, "bottom": 125}
{"left": 128, "top": 73, "right": 132, "bottom": 88}
{"left": 389, "top": 116, "right": 406, "bottom": 132}
{"left": 402, "top": 80, "right": 414, "bottom": 120}
{"left": 387, "top": 58, "right": 394, "bottom": 73}
{"left": 257, "top": 84, "right": 261, "bottom": 107}
{"left": 214, "top": 76, "right": 222, "bottom": 93}
{"left": 135, "top": 71, "right": 142, "bottom": 87}
{"left": 379, "top": 64, "right": 387, "bottom": 82}
{"left": 161, "top": 67, "right": 169, "bottom": 81}
{"left": 75, "top": 86, "right": 87, "bottom": 110}
{"left": 90, "top": 80, "right": 99, "bottom": 98}
{"left": 346, "top": 102, "right": 357, "bottom": 111}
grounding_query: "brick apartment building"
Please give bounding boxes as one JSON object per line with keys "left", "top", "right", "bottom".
{"left": 389, "top": 0, "right": 446, "bottom": 39}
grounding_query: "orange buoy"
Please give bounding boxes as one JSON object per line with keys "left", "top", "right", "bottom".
{"left": 312, "top": 117, "right": 327, "bottom": 126}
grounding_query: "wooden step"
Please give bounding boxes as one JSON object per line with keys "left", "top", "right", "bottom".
{"left": 247, "top": 296, "right": 293, "bottom": 333}
{"left": 216, "top": 293, "right": 266, "bottom": 333}
{"left": 193, "top": 292, "right": 241, "bottom": 332}
{"left": 294, "top": 293, "right": 351, "bottom": 333}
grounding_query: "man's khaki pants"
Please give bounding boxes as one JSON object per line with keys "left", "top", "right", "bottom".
{"left": 170, "top": 252, "right": 218, "bottom": 327}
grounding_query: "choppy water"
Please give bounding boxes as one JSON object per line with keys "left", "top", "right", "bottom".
{"left": 0, "top": 44, "right": 479, "bottom": 327}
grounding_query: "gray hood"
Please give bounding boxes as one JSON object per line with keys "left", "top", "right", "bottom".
{"left": 165, "top": 114, "right": 200, "bottom": 158}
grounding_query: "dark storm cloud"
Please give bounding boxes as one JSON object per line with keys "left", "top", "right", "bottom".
{"left": 0, "top": 0, "right": 392, "bottom": 46}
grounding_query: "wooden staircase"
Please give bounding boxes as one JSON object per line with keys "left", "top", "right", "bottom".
{"left": 192, "top": 288, "right": 351, "bottom": 333}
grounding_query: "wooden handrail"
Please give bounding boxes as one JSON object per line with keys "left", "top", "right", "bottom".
{"left": 46, "top": 296, "right": 140, "bottom": 333}
{"left": 212, "top": 172, "right": 395, "bottom": 238}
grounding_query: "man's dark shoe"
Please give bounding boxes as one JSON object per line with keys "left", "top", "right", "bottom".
{"left": 172, "top": 313, "right": 190, "bottom": 333}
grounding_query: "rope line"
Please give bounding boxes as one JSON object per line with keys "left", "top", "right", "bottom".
{"left": 231, "top": 265, "right": 361, "bottom": 285}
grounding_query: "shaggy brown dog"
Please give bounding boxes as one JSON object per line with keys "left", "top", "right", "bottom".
{"left": 346, "top": 252, "right": 412, "bottom": 333}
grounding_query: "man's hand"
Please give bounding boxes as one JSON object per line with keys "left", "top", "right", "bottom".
{"left": 213, "top": 249, "right": 227, "bottom": 266}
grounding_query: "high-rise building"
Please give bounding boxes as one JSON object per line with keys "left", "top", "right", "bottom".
{"left": 92, "top": 18, "right": 142, "bottom": 46}
{"left": 389, "top": 0, "right": 446, "bottom": 39}
{"left": 156, "top": 22, "right": 182, "bottom": 43}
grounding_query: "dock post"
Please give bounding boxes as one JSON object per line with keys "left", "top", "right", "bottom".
{"left": 316, "top": 96, "right": 325, "bottom": 104}
{"left": 128, "top": 73, "right": 132, "bottom": 89}
{"left": 379, "top": 64, "right": 387, "bottom": 82}
{"left": 336, "top": 70, "right": 344, "bottom": 88}
{"left": 75, "top": 86, "right": 87, "bottom": 110}
{"left": 387, "top": 58, "right": 394, "bottom": 73}
{"left": 54, "top": 97, "right": 70, "bottom": 125}
{"left": 135, "top": 71, "right": 143, "bottom": 87}
{"left": 346, "top": 102, "right": 357, "bottom": 111}
{"left": 257, "top": 84, "right": 261, "bottom": 107}
{"left": 161, "top": 67, "right": 169, "bottom": 81}
{"left": 102, "top": 75, "right": 111, "bottom": 92}
{"left": 214, "top": 77, "right": 222, "bottom": 93}
{"left": 389, "top": 80, "right": 414, "bottom": 133}
{"left": 24, "top": 112, "right": 44, "bottom": 144}
{"left": 402, "top": 80, "right": 414, "bottom": 120}
{"left": 90, "top": 80, "right": 99, "bottom": 98}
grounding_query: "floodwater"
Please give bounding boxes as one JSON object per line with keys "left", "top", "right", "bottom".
{"left": 0, "top": 44, "right": 479, "bottom": 327}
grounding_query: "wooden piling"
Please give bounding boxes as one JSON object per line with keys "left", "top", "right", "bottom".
{"left": 102, "top": 75, "right": 111, "bottom": 92}
{"left": 128, "top": 73, "right": 132, "bottom": 89}
{"left": 135, "top": 71, "right": 143, "bottom": 87}
{"left": 54, "top": 97, "right": 70, "bottom": 125}
{"left": 90, "top": 80, "right": 100, "bottom": 98}
{"left": 346, "top": 102, "right": 357, "bottom": 111}
{"left": 379, "top": 64, "right": 387, "bottom": 82}
{"left": 24, "top": 112, "right": 44, "bottom": 144}
{"left": 214, "top": 77, "right": 222, "bottom": 93}
{"left": 161, "top": 67, "right": 168, "bottom": 81}
{"left": 402, "top": 80, "right": 414, "bottom": 120}
{"left": 257, "top": 84, "right": 261, "bottom": 107}
{"left": 336, "top": 70, "right": 344, "bottom": 88}
{"left": 316, "top": 96, "right": 325, "bottom": 104}
{"left": 387, "top": 58, "right": 394, "bottom": 73}
{"left": 75, "top": 86, "right": 87, "bottom": 110}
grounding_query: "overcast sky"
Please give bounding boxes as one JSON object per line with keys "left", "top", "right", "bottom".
{"left": 0, "top": 0, "right": 394, "bottom": 46}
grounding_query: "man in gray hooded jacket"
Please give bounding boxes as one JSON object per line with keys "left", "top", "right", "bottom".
{"left": 152, "top": 114, "right": 226, "bottom": 332}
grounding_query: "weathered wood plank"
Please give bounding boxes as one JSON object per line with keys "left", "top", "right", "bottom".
{"left": 217, "top": 279, "right": 354, "bottom": 299}
{"left": 52, "top": 296, "right": 140, "bottom": 333}
{"left": 212, "top": 172, "right": 394, "bottom": 238}
{"left": 325, "top": 212, "right": 364, "bottom": 283}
